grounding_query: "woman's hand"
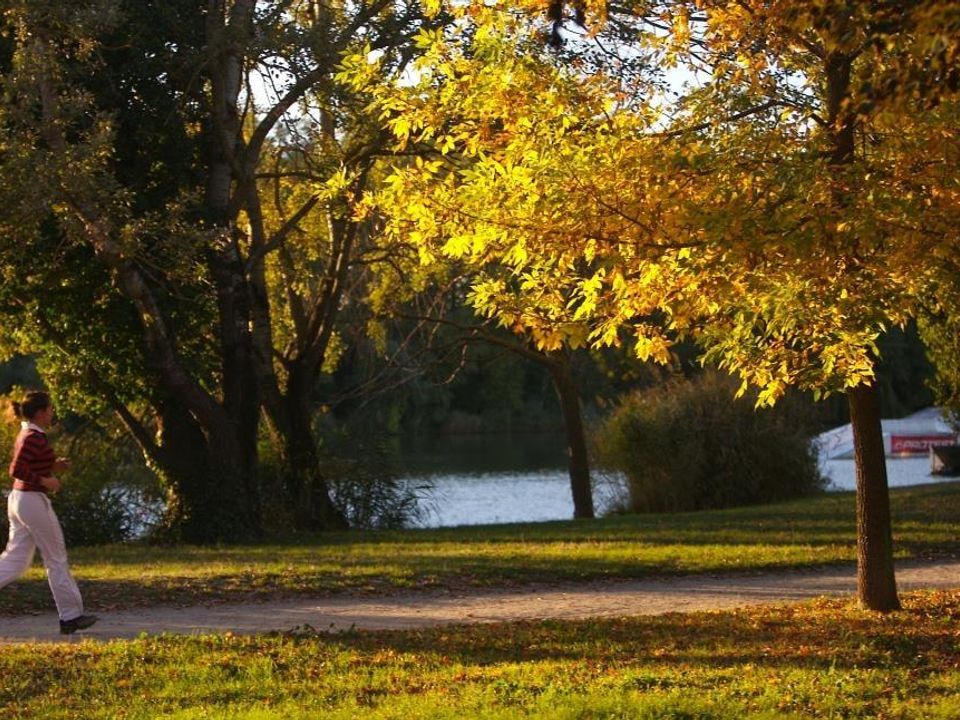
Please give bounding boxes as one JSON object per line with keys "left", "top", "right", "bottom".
{"left": 53, "top": 457, "right": 71, "bottom": 473}
{"left": 40, "top": 476, "right": 62, "bottom": 493}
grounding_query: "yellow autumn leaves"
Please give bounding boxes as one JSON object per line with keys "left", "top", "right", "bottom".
{"left": 341, "top": 0, "right": 960, "bottom": 405}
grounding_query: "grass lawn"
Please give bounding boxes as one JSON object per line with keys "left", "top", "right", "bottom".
{"left": 2, "top": 590, "right": 959, "bottom": 718}
{"left": 1, "top": 481, "right": 958, "bottom": 614}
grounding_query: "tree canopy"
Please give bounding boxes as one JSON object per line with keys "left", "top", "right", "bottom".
{"left": 345, "top": 0, "right": 960, "bottom": 609}
{"left": 348, "top": 0, "right": 960, "bottom": 405}
{"left": 0, "top": 0, "right": 444, "bottom": 539}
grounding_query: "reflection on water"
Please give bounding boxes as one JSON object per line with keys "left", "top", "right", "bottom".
{"left": 412, "top": 470, "right": 572, "bottom": 527}
{"left": 395, "top": 431, "right": 568, "bottom": 476}
{"left": 396, "top": 432, "right": 575, "bottom": 528}
{"left": 411, "top": 470, "right": 628, "bottom": 528}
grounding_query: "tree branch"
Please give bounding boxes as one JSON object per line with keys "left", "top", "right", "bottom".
{"left": 657, "top": 99, "right": 786, "bottom": 137}
{"left": 245, "top": 193, "right": 320, "bottom": 273}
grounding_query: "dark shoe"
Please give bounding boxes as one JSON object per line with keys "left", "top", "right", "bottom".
{"left": 60, "top": 614, "right": 99, "bottom": 635}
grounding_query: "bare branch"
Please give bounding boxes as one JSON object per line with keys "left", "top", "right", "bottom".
{"left": 245, "top": 193, "right": 321, "bottom": 272}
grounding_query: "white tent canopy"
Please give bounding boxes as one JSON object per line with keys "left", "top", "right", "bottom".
{"left": 816, "top": 407, "right": 958, "bottom": 460}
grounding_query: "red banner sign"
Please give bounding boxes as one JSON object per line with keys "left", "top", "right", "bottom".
{"left": 890, "top": 434, "right": 957, "bottom": 455}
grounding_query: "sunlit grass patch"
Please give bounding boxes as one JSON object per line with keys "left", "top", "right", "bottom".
{"left": 2, "top": 590, "right": 959, "bottom": 719}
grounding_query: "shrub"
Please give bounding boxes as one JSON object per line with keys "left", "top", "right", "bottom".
{"left": 593, "top": 371, "right": 825, "bottom": 513}
{"left": 51, "top": 485, "right": 136, "bottom": 546}
{"left": 321, "top": 439, "right": 430, "bottom": 530}
{"left": 255, "top": 419, "right": 430, "bottom": 534}
{"left": 327, "top": 465, "right": 428, "bottom": 530}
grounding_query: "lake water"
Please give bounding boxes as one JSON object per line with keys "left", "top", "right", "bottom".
{"left": 820, "top": 456, "right": 939, "bottom": 492}
{"left": 410, "top": 469, "right": 627, "bottom": 528}
{"left": 120, "top": 435, "right": 955, "bottom": 533}
{"left": 407, "top": 447, "right": 953, "bottom": 528}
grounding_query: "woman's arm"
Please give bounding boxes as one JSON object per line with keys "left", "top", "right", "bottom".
{"left": 40, "top": 476, "right": 62, "bottom": 493}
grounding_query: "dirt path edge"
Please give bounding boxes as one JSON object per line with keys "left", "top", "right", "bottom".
{"left": 2, "top": 558, "right": 958, "bottom": 644}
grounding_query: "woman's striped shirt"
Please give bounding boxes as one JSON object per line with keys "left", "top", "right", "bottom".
{"left": 8, "top": 427, "right": 55, "bottom": 493}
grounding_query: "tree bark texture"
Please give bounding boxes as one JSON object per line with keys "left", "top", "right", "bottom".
{"left": 279, "top": 370, "right": 349, "bottom": 531}
{"left": 847, "top": 382, "right": 901, "bottom": 612}
{"left": 546, "top": 352, "right": 595, "bottom": 519}
{"left": 138, "top": 401, "right": 261, "bottom": 543}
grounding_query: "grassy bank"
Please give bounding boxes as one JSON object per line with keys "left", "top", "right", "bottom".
{"left": 1, "top": 482, "right": 958, "bottom": 614}
{"left": 2, "top": 590, "right": 959, "bottom": 718}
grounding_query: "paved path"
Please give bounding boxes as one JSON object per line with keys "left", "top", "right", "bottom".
{"left": 2, "top": 559, "right": 958, "bottom": 644}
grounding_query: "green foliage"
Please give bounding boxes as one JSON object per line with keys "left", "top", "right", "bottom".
{"left": 594, "top": 371, "right": 825, "bottom": 513}
{"left": 350, "top": 1, "right": 960, "bottom": 409}
{"left": 50, "top": 484, "right": 133, "bottom": 547}
{"left": 2, "top": 591, "right": 960, "bottom": 718}
{"left": 919, "top": 309, "right": 960, "bottom": 428}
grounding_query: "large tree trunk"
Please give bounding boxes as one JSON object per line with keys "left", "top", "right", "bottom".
{"left": 848, "top": 382, "right": 901, "bottom": 611}
{"left": 278, "top": 370, "right": 348, "bottom": 531}
{"left": 148, "top": 402, "right": 261, "bottom": 543}
{"left": 546, "top": 352, "right": 595, "bottom": 519}
{"left": 824, "top": 42, "right": 899, "bottom": 611}
{"left": 260, "top": 394, "right": 347, "bottom": 533}
{"left": 175, "top": 0, "right": 263, "bottom": 541}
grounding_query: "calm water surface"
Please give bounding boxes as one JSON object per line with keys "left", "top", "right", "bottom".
{"left": 405, "top": 436, "right": 955, "bottom": 528}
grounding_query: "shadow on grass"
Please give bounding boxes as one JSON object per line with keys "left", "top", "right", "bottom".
{"left": 0, "top": 483, "right": 956, "bottom": 616}
{"left": 56, "top": 480, "right": 960, "bottom": 554}
{"left": 288, "top": 591, "right": 960, "bottom": 675}
{"left": 2, "top": 547, "right": 958, "bottom": 616}
{"left": 2, "top": 592, "right": 958, "bottom": 718}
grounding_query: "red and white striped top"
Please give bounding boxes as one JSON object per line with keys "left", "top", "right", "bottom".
{"left": 8, "top": 425, "right": 55, "bottom": 494}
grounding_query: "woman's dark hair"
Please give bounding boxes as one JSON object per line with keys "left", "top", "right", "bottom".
{"left": 12, "top": 391, "right": 51, "bottom": 421}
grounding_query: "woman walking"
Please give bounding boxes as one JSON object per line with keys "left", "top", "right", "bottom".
{"left": 0, "top": 390, "right": 97, "bottom": 634}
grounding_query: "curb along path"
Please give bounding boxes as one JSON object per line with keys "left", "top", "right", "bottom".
{"left": 2, "top": 559, "right": 958, "bottom": 644}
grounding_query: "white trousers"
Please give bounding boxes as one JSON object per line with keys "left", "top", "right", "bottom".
{"left": 0, "top": 489, "right": 84, "bottom": 621}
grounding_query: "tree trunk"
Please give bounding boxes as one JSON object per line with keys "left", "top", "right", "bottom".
{"left": 280, "top": 378, "right": 348, "bottom": 531}
{"left": 546, "top": 352, "right": 595, "bottom": 519}
{"left": 848, "top": 382, "right": 901, "bottom": 611}
{"left": 169, "top": 0, "right": 263, "bottom": 542}
{"left": 257, "top": 208, "right": 360, "bottom": 532}
{"left": 824, "top": 43, "right": 899, "bottom": 612}
{"left": 202, "top": 421, "right": 262, "bottom": 542}
{"left": 148, "top": 401, "right": 262, "bottom": 543}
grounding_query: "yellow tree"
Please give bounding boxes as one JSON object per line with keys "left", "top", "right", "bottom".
{"left": 346, "top": 0, "right": 960, "bottom": 610}
{"left": 658, "top": 0, "right": 960, "bottom": 611}
{"left": 343, "top": 13, "right": 664, "bottom": 519}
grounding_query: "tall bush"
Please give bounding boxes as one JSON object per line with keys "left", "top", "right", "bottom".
{"left": 594, "top": 372, "right": 824, "bottom": 513}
